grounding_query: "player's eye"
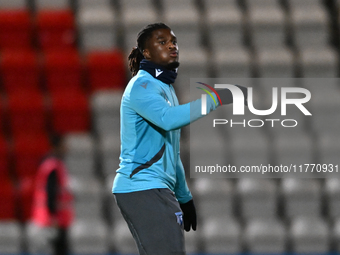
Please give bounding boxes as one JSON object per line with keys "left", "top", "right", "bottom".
{"left": 172, "top": 40, "right": 177, "bottom": 45}
{"left": 160, "top": 41, "right": 165, "bottom": 45}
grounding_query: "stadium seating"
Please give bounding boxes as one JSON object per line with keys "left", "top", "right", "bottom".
{"left": 0, "top": 221, "right": 22, "bottom": 254}
{"left": 287, "top": 0, "right": 325, "bottom": 10}
{"left": 325, "top": 178, "right": 340, "bottom": 219}
{"left": 26, "top": 222, "right": 54, "bottom": 254}
{"left": 43, "top": 49, "right": 82, "bottom": 94}
{"left": 0, "top": 10, "right": 32, "bottom": 50}
{"left": 162, "top": 0, "right": 201, "bottom": 49}
{"left": 120, "top": 0, "right": 158, "bottom": 53}
{"left": 17, "top": 176, "right": 35, "bottom": 222}
{"left": 229, "top": 127, "right": 270, "bottom": 170}
{"left": 290, "top": 5, "right": 330, "bottom": 48}
{"left": 69, "top": 219, "right": 109, "bottom": 254}
{"left": 237, "top": 178, "right": 278, "bottom": 219}
{"left": 307, "top": 83, "right": 340, "bottom": 135}
{"left": 193, "top": 179, "right": 234, "bottom": 218}
{"left": 12, "top": 133, "right": 50, "bottom": 181}
{"left": 318, "top": 132, "right": 340, "bottom": 166}
{"left": 98, "top": 134, "right": 121, "bottom": 177}
{"left": 290, "top": 216, "right": 330, "bottom": 253}
{"left": 50, "top": 90, "right": 90, "bottom": 134}
{"left": 36, "top": 9, "right": 76, "bottom": 50}
{"left": 0, "top": 135, "right": 9, "bottom": 181}
{"left": 110, "top": 217, "right": 138, "bottom": 254}
{"left": 244, "top": 218, "right": 287, "bottom": 253}
{"left": 12, "top": 133, "right": 50, "bottom": 222}
{"left": 91, "top": 90, "right": 122, "bottom": 135}
{"left": 202, "top": 216, "right": 242, "bottom": 254}
{"left": 0, "top": 49, "right": 40, "bottom": 94}
{"left": 77, "top": 7, "right": 116, "bottom": 52}
{"left": 104, "top": 173, "right": 118, "bottom": 223}
{"left": 0, "top": 0, "right": 339, "bottom": 254}
{"left": 213, "top": 47, "right": 252, "bottom": 78}
{"left": 282, "top": 178, "right": 322, "bottom": 218}
{"left": 0, "top": 99, "right": 4, "bottom": 133}
{"left": 0, "top": 181, "right": 16, "bottom": 220}
{"left": 245, "top": 0, "right": 281, "bottom": 9}
{"left": 13, "top": 133, "right": 49, "bottom": 222}
{"left": 70, "top": 176, "right": 103, "bottom": 220}
{"left": 64, "top": 133, "right": 95, "bottom": 177}
{"left": 7, "top": 91, "right": 46, "bottom": 136}
{"left": 273, "top": 130, "right": 313, "bottom": 168}
{"left": 184, "top": 229, "right": 201, "bottom": 254}
{"left": 205, "top": 0, "right": 244, "bottom": 49}
{"left": 190, "top": 124, "right": 227, "bottom": 175}
{"left": 247, "top": 5, "right": 287, "bottom": 49}
{"left": 203, "top": 0, "right": 238, "bottom": 9}
{"left": 333, "top": 217, "right": 340, "bottom": 252}
{"left": 174, "top": 47, "right": 209, "bottom": 100}
{"left": 34, "top": 0, "right": 70, "bottom": 10}
{"left": 298, "top": 46, "right": 338, "bottom": 78}
{"left": 255, "top": 47, "right": 295, "bottom": 77}
{"left": 86, "top": 51, "right": 126, "bottom": 92}
{"left": 0, "top": 0, "right": 26, "bottom": 9}
{"left": 76, "top": 0, "right": 112, "bottom": 9}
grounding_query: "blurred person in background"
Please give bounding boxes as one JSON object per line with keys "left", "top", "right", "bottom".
{"left": 28, "top": 134, "right": 73, "bottom": 255}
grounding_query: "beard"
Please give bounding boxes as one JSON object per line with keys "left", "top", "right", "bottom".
{"left": 165, "top": 61, "right": 180, "bottom": 70}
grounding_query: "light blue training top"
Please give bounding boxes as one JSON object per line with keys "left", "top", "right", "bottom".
{"left": 112, "top": 70, "right": 217, "bottom": 203}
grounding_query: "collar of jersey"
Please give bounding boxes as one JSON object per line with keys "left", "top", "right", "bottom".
{"left": 139, "top": 59, "right": 177, "bottom": 85}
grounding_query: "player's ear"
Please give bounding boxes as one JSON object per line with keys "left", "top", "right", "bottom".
{"left": 143, "top": 49, "right": 151, "bottom": 59}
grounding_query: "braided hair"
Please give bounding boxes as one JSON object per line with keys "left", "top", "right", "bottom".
{"left": 128, "top": 23, "right": 171, "bottom": 76}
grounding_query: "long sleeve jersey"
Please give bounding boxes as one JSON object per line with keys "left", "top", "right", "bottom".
{"left": 112, "top": 69, "right": 217, "bottom": 203}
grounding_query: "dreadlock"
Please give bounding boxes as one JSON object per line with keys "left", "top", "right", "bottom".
{"left": 128, "top": 23, "right": 171, "bottom": 76}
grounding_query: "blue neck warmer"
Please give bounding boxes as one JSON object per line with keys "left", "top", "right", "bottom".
{"left": 139, "top": 59, "right": 178, "bottom": 85}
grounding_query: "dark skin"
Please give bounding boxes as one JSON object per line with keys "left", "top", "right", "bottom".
{"left": 142, "top": 28, "right": 179, "bottom": 69}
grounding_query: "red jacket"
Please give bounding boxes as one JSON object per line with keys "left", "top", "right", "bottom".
{"left": 32, "top": 156, "right": 73, "bottom": 228}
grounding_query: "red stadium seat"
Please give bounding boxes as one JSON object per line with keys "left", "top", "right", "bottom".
{"left": 0, "top": 49, "right": 40, "bottom": 94}
{"left": 51, "top": 90, "right": 90, "bottom": 134}
{"left": 13, "top": 133, "right": 50, "bottom": 222}
{"left": 13, "top": 133, "right": 50, "bottom": 181}
{"left": 0, "top": 135, "right": 10, "bottom": 181}
{"left": 43, "top": 49, "right": 82, "bottom": 93}
{"left": 36, "top": 9, "right": 76, "bottom": 50}
{"left": 86, "top": 50, "right": 126, "bottom": 92}
{"left": 0, "top": 136, "right": 16, "bottom": 220}
{"left": 0, "top": 97, "right": 5, "bottom": 134}
{"left": 0, "top": 181, "right": 16, "bottom": 220}
{"left": 17, "top": 177, "right": 35, "bottom": 222}
{"left": 0, "top": 10, "right": 32, "bottom": 50}
{"left": 7, "top": 91, "right": 47, "bottom": 136}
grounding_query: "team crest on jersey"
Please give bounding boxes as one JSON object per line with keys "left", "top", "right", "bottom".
{"left": 175, "top": 212, "right": 183, "bottom": 227}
